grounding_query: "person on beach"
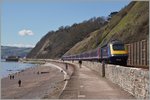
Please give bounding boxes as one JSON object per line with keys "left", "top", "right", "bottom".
{"left": 79, "top": 60, "right": 82, "bottom": 68}
{"left": 9, "top": 75, "right": 12, "bottom": 80}
{"left": 65, "top": 63, "right": 68, "bottom": 70}
{"left": 60, "top": 70, "right": 63, "bottom": 73}
{"left": 12, "top": 75, "right": 14, "bottom": 79}
{"left": 18, "top": 79, "right": 22, "bottom": 87}
{"left": 37, "top": 71, "right": 40, "bottom": 74}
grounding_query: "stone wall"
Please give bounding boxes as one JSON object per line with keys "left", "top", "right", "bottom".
{"left": 82, "top": 61, "right": 103, "bottom": 76}
{"left": 82, "top": 61, "right": 149, "bottom": 99}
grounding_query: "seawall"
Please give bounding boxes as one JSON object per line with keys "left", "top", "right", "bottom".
{"left": 82, "top": 61, "right": 149, "bottom": 99}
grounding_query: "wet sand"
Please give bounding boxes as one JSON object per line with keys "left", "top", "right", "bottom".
{"left": 1, "top": 64, "right": 65, "bottom": 99}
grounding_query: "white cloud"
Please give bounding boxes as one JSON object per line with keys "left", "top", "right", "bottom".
{"left": 4, "top": 43, "right": 35, "bottom": 48}
{"left": 18, "top": 29, "right": 34, "bottom": 36}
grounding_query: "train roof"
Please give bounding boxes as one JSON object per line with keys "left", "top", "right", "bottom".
{"left": 100, "top": 40, "right": 124, "bottom": 48}
{"left": 109, "top": 40, "right": 123, "bottom": 44}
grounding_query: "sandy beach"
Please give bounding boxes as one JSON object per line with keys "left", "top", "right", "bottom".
{"left": 1, "top": 63, "right": 68, "bottom": 99}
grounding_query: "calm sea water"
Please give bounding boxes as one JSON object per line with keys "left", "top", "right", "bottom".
{"left": 1, "top": 59, "right": 36, "bottom": 78}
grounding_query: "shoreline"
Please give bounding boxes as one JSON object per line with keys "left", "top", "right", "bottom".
{"left": 1, "top": 63, "right": 65, "bottom": 99}
{"left": 1, "top": 61, "right": 39, "bottom": 79}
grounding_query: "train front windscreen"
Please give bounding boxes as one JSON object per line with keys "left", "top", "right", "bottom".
{"left": 112, "top": 44, "right": 125, "bottom": 50}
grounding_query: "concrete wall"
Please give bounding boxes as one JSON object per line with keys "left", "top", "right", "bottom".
{"left": 82, "top": 61, "right": 149, "bottom": 99}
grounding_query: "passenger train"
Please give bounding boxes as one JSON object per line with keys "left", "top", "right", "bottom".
{"left": 62, "top": 40, "right": 128, "bottom": 65}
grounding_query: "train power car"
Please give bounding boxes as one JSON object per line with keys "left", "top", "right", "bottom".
{"left": 62, "top": 40, "right": 128, "bottom": 66}
{"left": 101, "top": 40, "right": 128, "bottom": 65}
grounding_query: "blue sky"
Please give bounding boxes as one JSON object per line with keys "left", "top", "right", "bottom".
{"left": 1, "top": 0, "right": 131, "bottom": 47}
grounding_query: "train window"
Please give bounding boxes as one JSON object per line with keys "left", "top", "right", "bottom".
{"left": 113, "top": 44, "right": 125, "bottom": 50}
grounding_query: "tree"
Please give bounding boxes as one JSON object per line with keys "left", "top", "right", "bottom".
{"left": 107, "top": 11, "right": 118, "bottom": 21}
{"left": 109, "top": 11, "right": 118, "bottom": 18}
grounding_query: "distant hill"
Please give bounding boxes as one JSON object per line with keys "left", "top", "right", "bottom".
{"left": 65, "top": 1, "right": 149, "bottom": 55}
{"left": 1, "top": 46, "right": 32, "bottom": 58}
{"left": 27, "top": 17, "right": 106, "bottom": 59}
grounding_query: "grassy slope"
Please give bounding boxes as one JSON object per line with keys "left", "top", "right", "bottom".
{"left": 65, "top": 29, "right": 101, "bottom": 55}
{"left": 65, "top": 1, "right": 149, "bottom": 55}
{"left": 100, "top": 1, "right": 149, "bottom": 46}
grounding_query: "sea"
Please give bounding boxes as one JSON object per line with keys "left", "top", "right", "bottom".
{"left": 1, "top": 59, "right": 36, "bottom": 78}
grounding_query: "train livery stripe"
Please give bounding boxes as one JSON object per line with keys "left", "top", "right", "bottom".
{"left": 111, "top": 51, "right": 128, "bottom": 55}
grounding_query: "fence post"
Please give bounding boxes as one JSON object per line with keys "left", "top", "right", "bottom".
{"left": 102, "top": 61, "right": 105, "bottom": 77}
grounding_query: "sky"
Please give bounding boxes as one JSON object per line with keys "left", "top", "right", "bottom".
{"left": 1, "top": 0, "right": 131, "bottom": 47}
